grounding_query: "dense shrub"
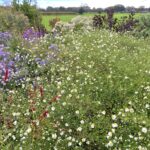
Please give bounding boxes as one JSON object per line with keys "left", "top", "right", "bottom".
{"left": 12, "top": 0, "right": 44, "bottom": 30}
{"left": 133, "top": 15, "right": 150, "bottom": 38}
{"left": 49, "top": 17, "right": 61, "bottom": 29}
{"left": 93, "top": 10, "right": 138, "bottom": 33}
{"left": 93, "top": 15, "right": 106, "bottom": 29}
{"left": 52, "top": 16, "right": 93, "bottom": 33}
{"left": 115, "top": 12, "right": 138, "bottom": 32}
{"left": 78, "top": 7, "right": 85, "bottom": 15}
{"left": 0, "top": 9, "right": 30, "bottom": 33}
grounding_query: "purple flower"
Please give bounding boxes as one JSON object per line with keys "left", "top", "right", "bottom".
{"left": 48, "top": 44, "right": 59, "bottom": 51}
{"left": 0, "top": 32, "right": 11, "bottom": 46}
{"left": 23, "top": 28, "right": 45, "bottom": 41}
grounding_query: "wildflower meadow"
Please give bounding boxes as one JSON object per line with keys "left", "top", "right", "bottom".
{"left": 0, "top": 1, "right": 150, "bottom": 150}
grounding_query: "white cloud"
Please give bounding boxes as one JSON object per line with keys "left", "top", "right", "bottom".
{"left": 0, "top": 0, "right": 150, "bottom": 8}
{"left": 37, "top": 0, "right": 84, "bottom": 8}
{"left": 90, "top": 0, "right": 149, "bottom": 8}
{"left": 37, "top": 0, "right": 150, "bottom": 8}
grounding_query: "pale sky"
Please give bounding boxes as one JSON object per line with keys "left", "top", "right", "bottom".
{"left": 0, "top": 0, "right": 150, "bottom": 8}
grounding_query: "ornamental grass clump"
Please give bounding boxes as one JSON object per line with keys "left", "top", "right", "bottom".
{"left": 0, "top": 9, "right": 30, "bottom": 34}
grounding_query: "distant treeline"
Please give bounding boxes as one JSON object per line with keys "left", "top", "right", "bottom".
{"left": 41, "top": 12, "right": 77, "bottom": 15}
{"left": 39, "top": 4, "right": 150, "bottom": 14}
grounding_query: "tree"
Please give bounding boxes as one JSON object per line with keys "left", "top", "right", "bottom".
{"left": 126, "top": 6, "right": 136, "bottom": 13}
{"left": 59, "top": 6, "right": 66, "bottom": 11}
{"left": 12, "top": 0, "right": 43, "bottom": 29}
{"left": 114, "top": 4, "right": 125, "bottom": 12}
{"left": 46, "top": 6, "right": 54, "bottom": 11}
{"left": 137, "top": 6, "right": 145, "bottom": 12}
{"left": 12, "top": 0, "right": 20, "bottom": 11}
{"left": 96, "top": 8, "right": 103, "bottom": 13}
{"left": 78, "top": 7, "right": 85, "bottom": 14}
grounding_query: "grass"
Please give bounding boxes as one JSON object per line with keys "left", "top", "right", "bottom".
{"left": 42, "top": 13, "right": 96, "bottom": 30}
{"left": 42, "top": 14, "right": 77, "bottom": 30}
{"left": 42, "top": 12, "right": 149, "bottom": 30}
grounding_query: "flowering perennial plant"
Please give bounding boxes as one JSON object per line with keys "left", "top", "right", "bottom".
{"left": 0, "top": 23, "right": 150, "bottom": 150}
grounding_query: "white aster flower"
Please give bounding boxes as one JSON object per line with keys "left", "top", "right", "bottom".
{"left": 80, "top": 120, "right": 84, "bottom": 124}
{"left": 82, "top": 138, "right": 86, "bottom": 142}
{"left": 107, "top": 132, "right": 112, "bottom": 139}
{"left": 91, "top": 123, "right": 95, "bottom": 129}
{"left": 52, "top": 133, "right": 57, "bottom": 139}
{"left": 107, "top": 141, "right": 113, "bottom": 147}
{"left": 142, "top": 127, "right": 147, "bottom": 133}
{"left": 77, "top": 127, "right": 82, "bottom": 132}
{"left": 101, "top": 111, "right": 106, "bottom": 115}
{"left": 112, "top": 123, "right": 118, "bottom": 128}
{"left": 75, "top": 110, "right": 80, "bottom": 114}
{"left": 112, "top": 115, "right": 117, "bottom": 120}
{"left": 51, "top": 107, "right": 55, "bottom": 111}
{"left": 68, "top": 142, "right": 72, "bottom": 147}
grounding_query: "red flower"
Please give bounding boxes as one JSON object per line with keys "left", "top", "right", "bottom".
{"left": 3, "top": 67, "right": 9, "bottom": 82}
{"left": 49, "top": 95, "right": 61, "bottom": 105}
{"left": 43, "top": 110, "right": 49, "bottom": 118}
{"left": 29, "top": 107, "right": 36, "bottom": 112}
{"left": 39, "top": 86, "right": 44, "bottom": 97}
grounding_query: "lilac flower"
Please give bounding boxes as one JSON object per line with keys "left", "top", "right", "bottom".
{"left": 0, "top": 32, "right": 11, "bottom": 46}
{"left": 48, "top": 44, "right": 59, "bottom": 51}
{"left": 23, "top": 28, "right": 45, "bottom": 41}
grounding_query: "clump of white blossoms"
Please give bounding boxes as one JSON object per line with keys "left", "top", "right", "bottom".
{"left": 107, "top": 131, "right": 113, "bottom": 139}
{"left": 77, "top": 127, "right": 82, "bottom": 132}
{"left": 91, "top": 123, "right": 95, "bottom": 129}
{"left": 68, "top": 142, "right": 72, "bottom": 147}
{"left": 112, "top": 115, "right": 117, "bottom": 120}
{"left": 80, "top": 120, "right": 84, "bottom": 124}
{"left": 26, "top": 126, "right": 32, "bottom": 133}
{"left": 145, "top": 104, "right": 149, "bottom": 109}
{"left": 101, "top": 111, "right": 106, "bottom": 115}
{"left": 141, "top": 127, "right": 148, "bottom": 133}
{"left": 75, "top": 110, "right": 80, "bottom": 114}
{"left": 12, "top": 112, "right": 21, "bottom": 117}
{"left": 125, "top": 108, "right": 130, "bottom": 112}
{"left": 82, "top": 138, "right": 86, "bottom": 142}
{"left": 51, "top": 106, "right": 55, "bottom": 111}
{"left": 62, "top": 102, "right": 66, "bottom": 106}
{"left": 65, "top": 123, "right": 69, "bottom": 127}
{"left": 13, "top": 120, "right": 17, "bottom": 126}
{"left": 52, "top": 133, "right": 57, "bottom": 139}
{"left": 106, "top": 141, "right": 113, "bottom": 147}
{"left": 112, "top": 123, "right": 118, "bottom": 128}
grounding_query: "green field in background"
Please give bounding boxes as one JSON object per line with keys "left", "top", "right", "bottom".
{"left": 42, "top": 12, "right": 149, "bottom": 30}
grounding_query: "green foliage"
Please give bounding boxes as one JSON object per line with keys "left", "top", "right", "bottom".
{"left": 1, "top": 29, "right": 150, "bottom": 149}
{"left": 12, "top": 0, "right": 43, "bottom": 29}
{"left": 73, "top": 23, "right": 84, "bottom": 31}
{"left": 12, "top": 0, "right": 20, "bottom": 11}
{"left": 0, "top": 9, "right": 29, "bottom": 33}
{"left": 93, "top": 11, "right": 138, "bottom": 32}
{"left": 133, "top": 14, "right": 150, "bottom": 38}
{"left": 49, "top": 17, "right": 60, "bottom": 28}
{"left": 78, "top": 7, "right": 85, "bottom": 15}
